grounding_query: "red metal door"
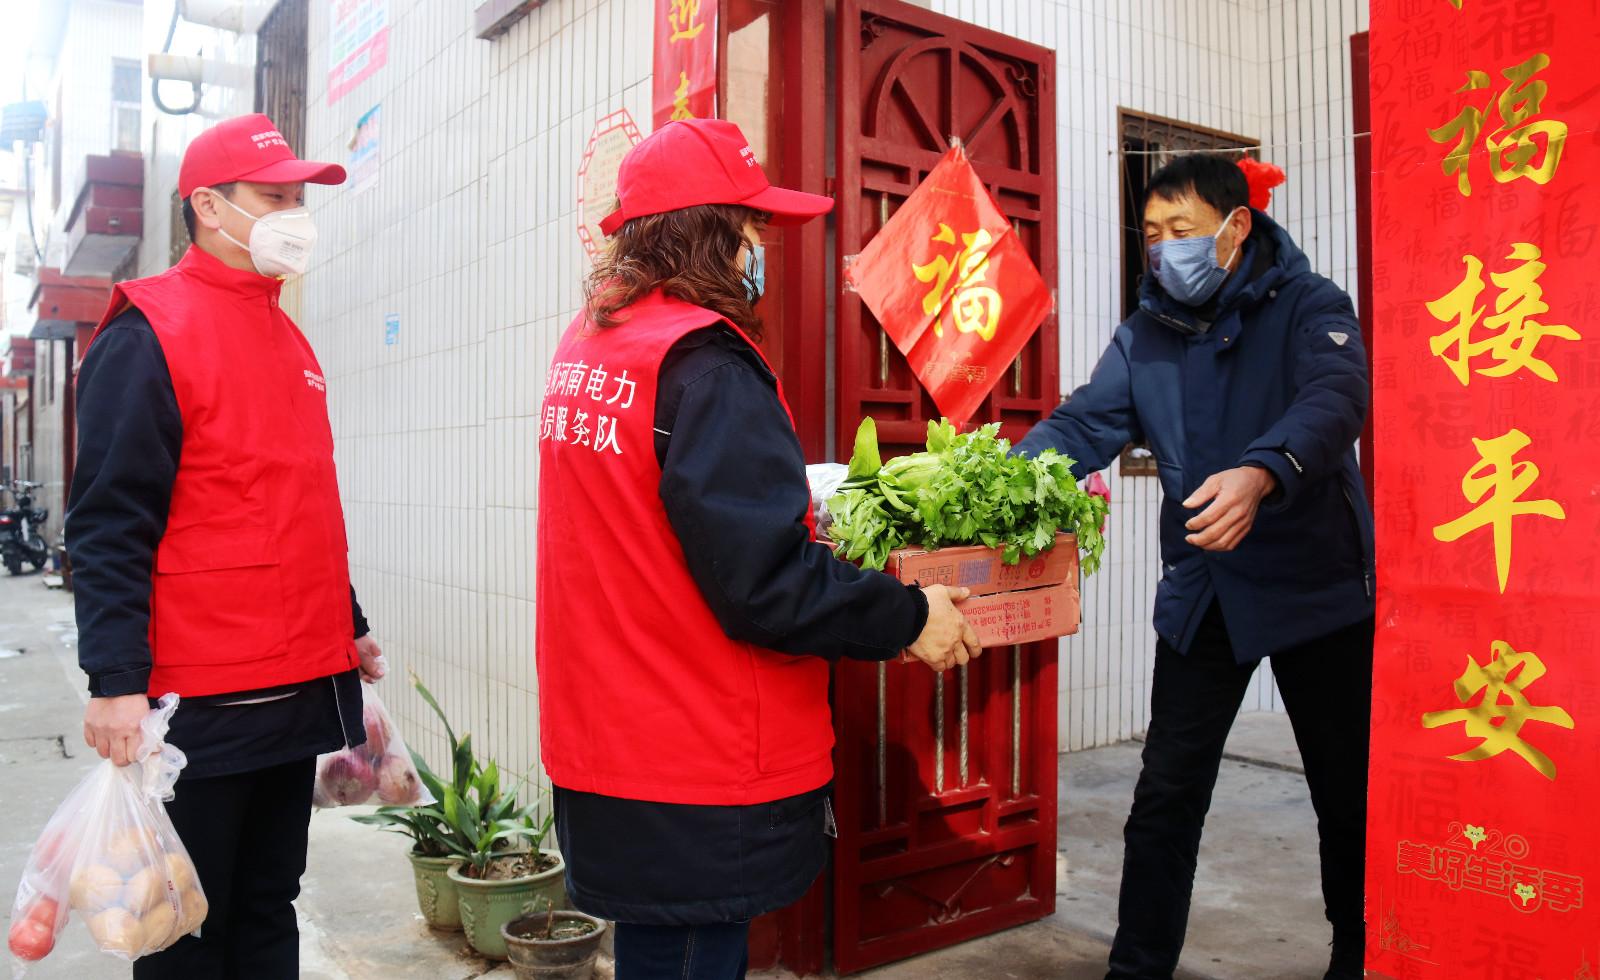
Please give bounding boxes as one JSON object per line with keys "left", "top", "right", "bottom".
{"left": 832, "top": 1, "right": 1061, "bottom": 972}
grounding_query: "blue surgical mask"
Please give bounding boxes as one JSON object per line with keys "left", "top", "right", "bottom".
{"left": 1147, "top": 208, "right": 1244, "bottom": 307}
{"left": 743, "top": 243, "right": 766, "bottom": 302}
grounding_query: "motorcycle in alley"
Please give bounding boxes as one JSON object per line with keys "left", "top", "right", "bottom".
{"left": 1, "top": 480, "right": 50, "bottom": 575}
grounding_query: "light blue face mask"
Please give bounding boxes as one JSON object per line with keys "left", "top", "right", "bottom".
{"left": 1147, "top": 207, "right": 1243, "bottom": 307}
{"left": 744, "top": 242, "right": 766, "bottom": 302}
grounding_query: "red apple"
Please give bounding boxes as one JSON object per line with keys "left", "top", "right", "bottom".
{"left": 362, "top": 702, "right": 392, "bottom": 761}
{"left": 25, "top": 895, "right": 62, "bottom": 929}
{"left": 31, "top": 827, "right": 71, "bottom": 872}
{"left": 8, "top": 911, "right": 55, "bottom": 961}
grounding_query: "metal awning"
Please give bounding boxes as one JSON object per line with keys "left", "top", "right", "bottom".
{"left": 28, "top": 320, "right": 77, "bottom": 341}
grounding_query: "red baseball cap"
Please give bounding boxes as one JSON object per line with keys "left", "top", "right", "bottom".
{"left": 178, "top": 113, "right": 347, "bottom": 199}
{"left": 600, "top": 119, "right": 832, "bottom": 236}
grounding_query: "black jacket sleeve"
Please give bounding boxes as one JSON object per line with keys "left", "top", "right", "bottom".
{"left": 656, "top": 330, "right": 928, "bottom": 662}
{"left": 351, "top": 586, "right": 370, "bottom": 639}
{"left": 1237, "top": 290, "right": 1369, "bottom": 508}
{"left": 1014, "top": 330, "right": 1141, "bottom": 475}
{"left": 66, "top": 309, "right": 181, "bottom": 697}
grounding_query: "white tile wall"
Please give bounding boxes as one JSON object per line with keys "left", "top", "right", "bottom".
{"left": 294, "top": 0, "right": 656, "bottom": 797}
{"left": 932, "top": 0, "right": 1368, "bottom": 749}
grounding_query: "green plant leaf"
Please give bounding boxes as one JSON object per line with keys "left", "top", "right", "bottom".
{"left": 417, "top": 821, "right": 457, "bottom": 857}
{"left": 351, "top": 811, "right": 417, "bottom": 832}
{"left": 486, "top": 825, "right": 534, "bottom": 848}
{"left": 453, "top": 734, "right": 476, "bottom": 797}
{"left": 460, "top": 789, "right": 485, "bottom": 838}
{"left": 410, "top": 673, "right": 458, "bottom": 749}
{"left": 534, "top": 808, "right": 555, "bottom": 851}
{"left": 412, "top": 765, "right": 447, "bottom": 806}
{"left": 441, "top": 787, "right": 464, "bottom": 833}
{"left": 479, "top": 760, "right": 501, "bottom": 806}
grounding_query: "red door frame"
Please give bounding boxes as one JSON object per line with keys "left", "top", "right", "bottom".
{"left": 1351, "top": 31, "right": 1375, "bottom": 503}
{"left": 719, "top": 0, "right": 831, "bottom": 465}
{"left": 775, "top": 0, "right": 831, "bottom": 465}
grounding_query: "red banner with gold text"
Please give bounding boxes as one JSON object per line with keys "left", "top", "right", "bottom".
{"left": 652, "top": 0, "right": 716, "bottom": 129}
{"left": 843, "top": 145, "right": 1052, "bottom": 426}
{"left": 1366, "top": 0, "right": 1600, "bottom": 975}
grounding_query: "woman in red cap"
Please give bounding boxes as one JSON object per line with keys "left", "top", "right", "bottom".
{"left": 537, "top": 118, "right": 979, "bottom": 978}
{"left": 68, "top": 114, "right": 381, "bottom": 979}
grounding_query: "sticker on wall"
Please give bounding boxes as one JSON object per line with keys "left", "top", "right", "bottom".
{"left": 384, "top": 313, "right": 399, "bottom": 346}
{"left": 328, "top": 0, "right": 390, "bottom": 106}
{"left": 349, "top": 104, "right": 381, "bottom": 193}
{"left": 576, "top": 109, "right": 644, "bottom": 261}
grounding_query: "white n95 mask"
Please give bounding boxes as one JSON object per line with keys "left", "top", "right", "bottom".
{"left": 211, "top": 192, "right": 319, "bottom": 278}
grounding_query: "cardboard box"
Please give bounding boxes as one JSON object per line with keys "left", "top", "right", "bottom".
{"left": 886, "top": 533, "right": 1078, "bottom": 597}
{"left": 934, "top": 575, "right": 1081, "bottom": 648}
{"left": 882, "top": 533, "right": 1082, "bottom": 650}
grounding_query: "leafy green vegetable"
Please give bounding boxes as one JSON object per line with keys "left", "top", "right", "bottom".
{"left": 826, "top": 417, "right": 1110, "bottom": 574}
{"left": 846, "top": 416, "right": 883, "bottom": 481}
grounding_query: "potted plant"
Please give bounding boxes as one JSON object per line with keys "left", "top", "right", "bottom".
{"left": 502, "top": 898, "right": 606, "bottom": 980}
{"left": 352, "top": 676, "right": 524, "bottom": 932}
{"left": 443, "top": 785, "right": 563, "bottom": 960}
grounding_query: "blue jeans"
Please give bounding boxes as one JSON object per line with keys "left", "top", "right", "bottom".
{"left": 614, "top": 921, "right": 750, "bottom": 980}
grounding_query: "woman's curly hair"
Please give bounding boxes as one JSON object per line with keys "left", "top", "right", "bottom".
{"left": 585, "top": 203, "right": 765, "bottom": 340}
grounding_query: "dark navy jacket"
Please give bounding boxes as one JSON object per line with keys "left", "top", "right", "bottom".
{"left": 1017, "top": 210, "right": 1374, "bottom": 661}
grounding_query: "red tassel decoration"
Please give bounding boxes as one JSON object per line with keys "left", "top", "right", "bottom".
{"left": 1237, "top": 158, "right": 1286, "bottom": 210}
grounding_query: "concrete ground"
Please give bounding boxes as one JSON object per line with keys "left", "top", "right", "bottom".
{"left": 2, "top": 573, "right": 1330, "bottom": 980}
{"left": 800, "top": 714, "right": 1327, "bottom": 980}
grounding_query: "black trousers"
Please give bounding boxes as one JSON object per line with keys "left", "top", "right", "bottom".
{"left": 614, "top": 920, "right": 751, "bottom": 980}
{"left": 1107, "top": 604, "right": 1374, "bottom": 980}
{"left": 132, "top": 757, "right": 316, "bottom": 980}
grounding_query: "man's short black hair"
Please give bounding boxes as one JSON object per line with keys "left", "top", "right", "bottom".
{"left": 1145, "top": 154, "right": 1250, "bottom": 218}
{"left": 181, "top": 182, "right": 237, "bottom": 242}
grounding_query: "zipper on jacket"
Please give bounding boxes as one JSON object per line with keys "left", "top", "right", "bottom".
{"left": 1342, "top": 487, "right": 1374, "bottom": 598}
{"left": 1149, "top": 310, "right": 1201, "bottom": 336}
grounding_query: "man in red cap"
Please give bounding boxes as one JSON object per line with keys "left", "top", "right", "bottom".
{"left": 66, "top": 113, "right": 379, "bottom": 979}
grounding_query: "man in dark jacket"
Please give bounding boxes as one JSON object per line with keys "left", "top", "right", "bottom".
{"left": 1017, "top": 154, "right": 1373, "bottom": 980}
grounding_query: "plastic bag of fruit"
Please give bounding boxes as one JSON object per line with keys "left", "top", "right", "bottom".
{"left": 8, "top": 694, "right": 208, "bottom": 970}
{"left": 312, "top": 680, "right": 433, "bottom": 808}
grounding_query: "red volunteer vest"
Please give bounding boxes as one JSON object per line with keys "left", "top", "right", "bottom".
{"left": 536, "top": 292, "right": 833, "bottom": 805}
{"left": 87, "top": 246, "right": 357, "bottom": 697}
